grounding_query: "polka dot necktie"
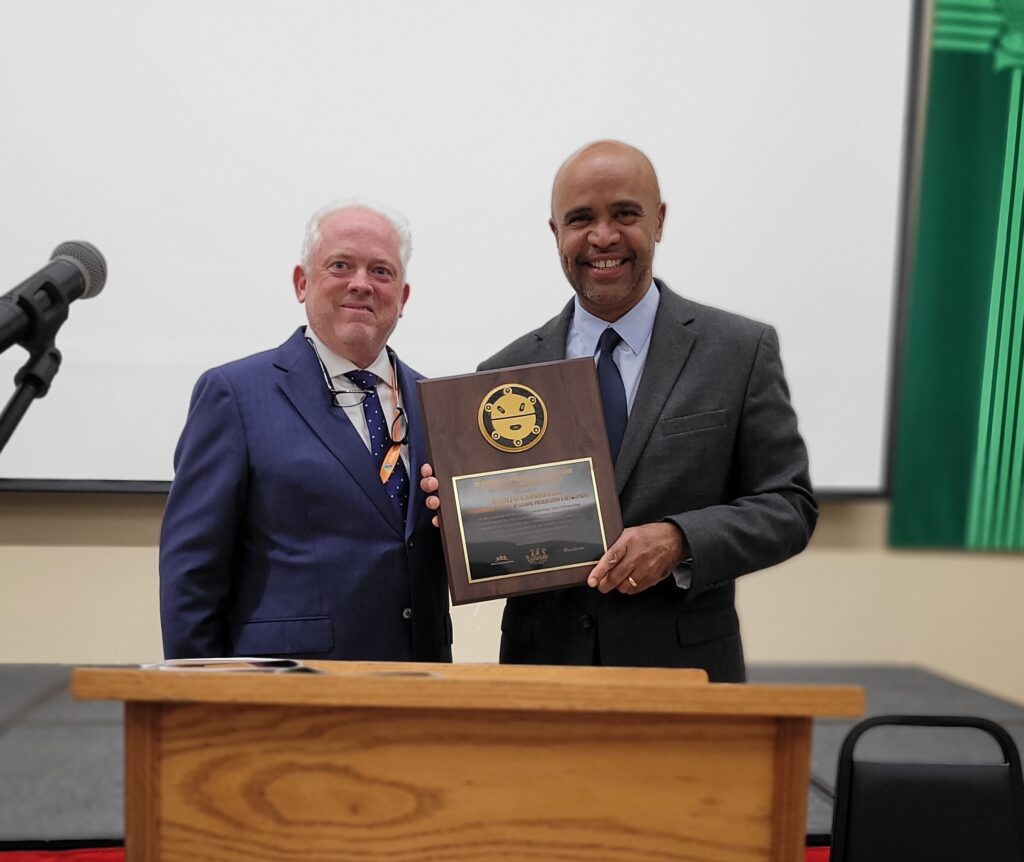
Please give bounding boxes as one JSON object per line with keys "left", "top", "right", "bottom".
{"left": 597, "top": 327, "right": 627, "bottom": 463}
{"left": 344, "top": 369, "right": 409, "bottom": 514}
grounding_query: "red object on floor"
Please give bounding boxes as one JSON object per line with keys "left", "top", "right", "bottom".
{"left": 0, "top": 852, "right": 123, "bottom": 862}
{"left": 2, "top": 847, "right": 830, "bottom": 861}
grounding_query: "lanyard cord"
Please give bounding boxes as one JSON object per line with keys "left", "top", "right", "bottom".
{"left": 378, "top": 359, "right": 403, "bottom": 484}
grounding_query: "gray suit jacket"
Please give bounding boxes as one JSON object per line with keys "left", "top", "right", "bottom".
{"left": 479, "top": 281, "right": 816, "bottom": 681}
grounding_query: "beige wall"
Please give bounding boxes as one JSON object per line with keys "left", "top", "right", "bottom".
{"left": 1, "top": 493, "right": 1020, "bottom": 705}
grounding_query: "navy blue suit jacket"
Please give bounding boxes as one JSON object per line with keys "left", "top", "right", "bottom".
{"left": 159, "top": 328, "right": 452, "bottom": 662}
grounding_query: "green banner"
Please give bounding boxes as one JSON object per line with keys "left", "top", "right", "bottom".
{"left": 891, "top": 0, "right": 1024, "bottom": 550}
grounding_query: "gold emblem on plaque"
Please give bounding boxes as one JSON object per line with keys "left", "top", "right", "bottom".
{"left": 479, "top": 384, "right": 547, "bottom": 452}
{"left": 525, "top": 547, "right": 549, "bottom": 565}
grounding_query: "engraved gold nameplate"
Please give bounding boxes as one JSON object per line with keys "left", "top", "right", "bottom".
{"left": 452, "top": 458, "right": 607, "bottom": 584}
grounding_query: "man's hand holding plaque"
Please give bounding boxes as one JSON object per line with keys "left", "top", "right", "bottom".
{"left": 583, "top": 522, "right": 687, "bottom": 594}
{"left": 417, "top": 359, "right": 623, "bottom": 605}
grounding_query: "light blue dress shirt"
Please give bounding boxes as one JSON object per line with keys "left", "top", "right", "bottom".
{"left": 565, "top": 282, "right": 692, "bottom": 588}
{"left": 565, "top": 281, "right": 659, "bottom": 415}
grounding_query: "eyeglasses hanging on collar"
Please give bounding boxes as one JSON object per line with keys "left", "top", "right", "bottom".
{"left": 305, "top": 337, "right": 409, "bottom": 446}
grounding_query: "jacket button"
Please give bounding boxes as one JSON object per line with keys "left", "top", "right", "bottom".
{"left": 402, "top": 607, "right": 413, "bottom": 620}
{"left": 580, "top": 614, "right": 593, "bottom": 630}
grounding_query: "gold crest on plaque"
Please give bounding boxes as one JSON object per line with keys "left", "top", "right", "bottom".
{"left": 479, "top": 384, "right": 547, "bottom": 452}
{"left": 525, "top": 547, "right": 549, "bottom": 565}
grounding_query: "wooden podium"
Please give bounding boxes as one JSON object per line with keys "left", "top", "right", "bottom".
{"left": 73, "top": 662, "right": 863, "bottom": 862}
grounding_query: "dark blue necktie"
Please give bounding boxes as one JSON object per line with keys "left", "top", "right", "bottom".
{"left": 597, "top": 327, "right": 627, "bottom": 462}
{"left": 345, "top": 369, "right": 409, "bottom": 514}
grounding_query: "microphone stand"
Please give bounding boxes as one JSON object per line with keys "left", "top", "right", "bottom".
{"left": 0, "top": 345, "right": 62, "bottom": 454}
{"left": 0, "top": 283, "right": 70, "bottom": 455}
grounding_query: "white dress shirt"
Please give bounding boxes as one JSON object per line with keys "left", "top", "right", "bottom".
{"left": 304, "top": 326, "right": 409, "bottom": 470}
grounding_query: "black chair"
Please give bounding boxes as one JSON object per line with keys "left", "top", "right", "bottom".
{"left": 830, "top": 715, "right": 1024, "bottom": 862}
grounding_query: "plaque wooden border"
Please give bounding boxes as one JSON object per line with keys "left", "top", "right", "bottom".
{"left": 418, "top": 358, "right": 622, "bottom": 605}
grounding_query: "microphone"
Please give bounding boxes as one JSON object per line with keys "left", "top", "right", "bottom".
{"left": 0, "top": 241, "right": 107, "bottom": 354}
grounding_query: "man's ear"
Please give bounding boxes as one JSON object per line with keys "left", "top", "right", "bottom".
{"left": 398, "top": 282, "right": 411, "bottom": 317}
{"left": 293, "top": 266, "right": 307, "bottom": 302}
{"left": 654, "top": 203, "right": 667, "bottom": 243}
{"left": 549, "top": 218, "right": 559, "bottom": 242}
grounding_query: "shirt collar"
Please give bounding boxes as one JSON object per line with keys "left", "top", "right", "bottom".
{"left": 304, "top": 326, "right": 394, "bottom": 388}
{"left": 572, "top": 281, "right": 660, "bottom": 356}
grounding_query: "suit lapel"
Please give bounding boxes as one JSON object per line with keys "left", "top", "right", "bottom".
{"left": 526, "top": 299, "right": 575, "bottom": 364}
{"left": 614, "top": 282, "right": 697, "bottom": 492}
{"left": 529, "top": 292, "right": 698, "bottom": 494}
{"left": 274, "top": 329, "right": 404, "bottom": 535}
{"left": 398, "top": 358, "right": 429, "bottom": 539}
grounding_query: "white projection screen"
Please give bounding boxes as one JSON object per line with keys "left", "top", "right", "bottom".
{"left": 0, "top": 0, "right": 915, "bottom": 492}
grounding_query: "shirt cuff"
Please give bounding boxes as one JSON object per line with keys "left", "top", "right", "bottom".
{"left": 671, "top": 557, "right": 694, "bottom": 590}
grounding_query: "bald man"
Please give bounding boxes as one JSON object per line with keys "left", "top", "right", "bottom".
{"left": 428, "top": 141, "right": 815, "bottom": 680}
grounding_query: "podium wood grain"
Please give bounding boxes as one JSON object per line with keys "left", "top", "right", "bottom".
{"left": 74, "top": 663, "right": 863, "bottom": 862}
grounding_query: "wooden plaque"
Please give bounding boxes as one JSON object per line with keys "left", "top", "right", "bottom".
{"left": 418, "top": 358, "right": 622, "bottom": 605}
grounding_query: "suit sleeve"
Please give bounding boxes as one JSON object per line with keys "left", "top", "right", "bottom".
{"left": 667, "top": 325, "right": 817, "bottom": 594}
{"left": 159, "top": 368, "right": 249, "bottom": 657}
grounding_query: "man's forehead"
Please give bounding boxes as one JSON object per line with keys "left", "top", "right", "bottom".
{"left": 321, "top": 208, "right": 395, "bottom": 239}
{"left": 552, "top": 163, "right": 659, "bottom": 213}
{"left": 318, "top": 211, "right": 401, "bottom": 254}
{"left": 551, "top": 143, "right": 660, "bottom": 212}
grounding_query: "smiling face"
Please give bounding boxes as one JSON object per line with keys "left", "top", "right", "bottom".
{"left": 489, "top": 391, "right": 538, "bottom": 443}
{"left": 549, "top": 141, "right": 666, "bottom": 322}
{"left": 293, "top": 207, "right": 410, "bottom": 367}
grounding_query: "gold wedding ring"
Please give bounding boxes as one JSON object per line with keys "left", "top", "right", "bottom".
{"left": 627, "top": 576, "right": 638, "bottom": 588}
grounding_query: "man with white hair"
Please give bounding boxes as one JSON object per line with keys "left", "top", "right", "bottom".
{"left": 160, "top": 203, "right": 452, "bottom": 661}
